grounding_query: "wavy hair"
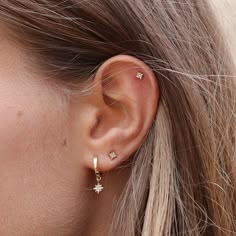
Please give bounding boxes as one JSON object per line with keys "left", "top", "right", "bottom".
{"left": 0, "top": 1, "right": 235, "bottom": 235}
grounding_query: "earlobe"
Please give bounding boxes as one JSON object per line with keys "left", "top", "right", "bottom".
{"left": 81, "top": 55, "right": 159, "bottom": 173}
{"left": 108, "top": 150, "right": 118, "bottom": 160}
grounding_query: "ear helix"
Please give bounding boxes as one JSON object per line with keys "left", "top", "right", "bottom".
{"left": 92, "top": 71, "right": 144, "bottom": 194}
{"left": 107, "top": 71, "right": 144, "bottom": 161}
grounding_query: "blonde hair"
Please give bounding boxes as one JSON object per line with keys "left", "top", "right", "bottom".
{"left": 0, "top": 1, "right": 235, "bottom": 235}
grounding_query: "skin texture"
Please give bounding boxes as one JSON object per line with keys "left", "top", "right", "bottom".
{"left": 0, "top": 31, "right": 159, "bottom": 235}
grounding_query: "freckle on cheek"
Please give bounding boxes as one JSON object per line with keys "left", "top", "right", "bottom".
{"left": 62, "top": 138, "right": 67, "bottom": 146}
{"left": 17, "top": 110, "right": 24, "bottom": 117}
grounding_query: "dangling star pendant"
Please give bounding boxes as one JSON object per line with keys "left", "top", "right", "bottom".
{"left": 93, "top": 182, "right": 104, "bottom": 194}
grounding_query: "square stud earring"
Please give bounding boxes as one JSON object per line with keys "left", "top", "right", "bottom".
{"left": 136, "top": 72, "right": 144, "bottom": 80}
{"left": 109, "top": 151, "right": 117, "bottom": 160}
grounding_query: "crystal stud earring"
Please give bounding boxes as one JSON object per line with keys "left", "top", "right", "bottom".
{"left": 109, "top": 151, "right": 117, "bottom": 160}
{"left": 136, "top": 72, "right": 144, "bottom": 80}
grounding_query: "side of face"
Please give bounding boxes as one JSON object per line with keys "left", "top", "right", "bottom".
{"left": 0, "top": 24, "right": 159, "bottom": 234}
{"left": 0, "top": 32, "right": 91, "bottom": 235}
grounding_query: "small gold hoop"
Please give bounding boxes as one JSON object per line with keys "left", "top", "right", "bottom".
{"left": 93, "top": 156, "right": 99, "bottom": 174}
{"left": 93, "top": 156, "right": 104, "bottom": 194}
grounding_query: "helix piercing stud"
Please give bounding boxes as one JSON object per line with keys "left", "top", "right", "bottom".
{"left": 136, "top": 72, "right": 144, "bottom": 80}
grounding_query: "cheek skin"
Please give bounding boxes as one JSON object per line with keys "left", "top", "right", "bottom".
{"left": 0, "top": 83, "right": 41, "bottom": 163}
{"left": 0, "top": 77, "right": 89, "bottom": 235}
{"left": 0, "top": 35, "right": 91, "bottom": 235}
{"left": 0, "top": 57, "right": 88, "bottom": 235}
{"left": 0, "top": 76, "right": 66, "bottom": 234}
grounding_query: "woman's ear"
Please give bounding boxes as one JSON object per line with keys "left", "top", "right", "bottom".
{"left": 69, "top": 54, "right": 159, "bottom": 172}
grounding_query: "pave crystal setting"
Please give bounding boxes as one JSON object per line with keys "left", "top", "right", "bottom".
{"left": 136, "top": 72, "right": 144, "bottom": 80}
{"left": 109, "top": 151, "right": 117, "bottom": 160}
{"left": 93, "top": 183, "right": 104, "bottom": 194}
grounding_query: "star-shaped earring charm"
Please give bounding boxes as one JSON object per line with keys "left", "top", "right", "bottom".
{"left": 93, "top": 183, "right": 104, "bottom": 194}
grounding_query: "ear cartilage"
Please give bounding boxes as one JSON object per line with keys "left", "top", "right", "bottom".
{"left": 136, "top": 72, "right": 144, "bottom": 80}
{"left": 109, "top": 151, "right": 117, "bottom": 160}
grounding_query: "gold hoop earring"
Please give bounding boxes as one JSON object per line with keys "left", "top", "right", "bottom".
{"left": 93, "top": 156, "right": 104, "bottom": 194}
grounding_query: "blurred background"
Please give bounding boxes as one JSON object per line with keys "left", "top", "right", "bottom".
{"left": 213, "top": 0, "right": 236, "bottom": 64}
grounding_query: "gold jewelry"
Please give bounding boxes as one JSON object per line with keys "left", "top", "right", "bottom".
{"left": 93, "top": 156, "right": 103, "bottom": 194}
{"left": 109, "top": 151, "right": 117, "bottom": 160}
{"left": 136, "top": 72, "right": 144, "bottom": 80}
